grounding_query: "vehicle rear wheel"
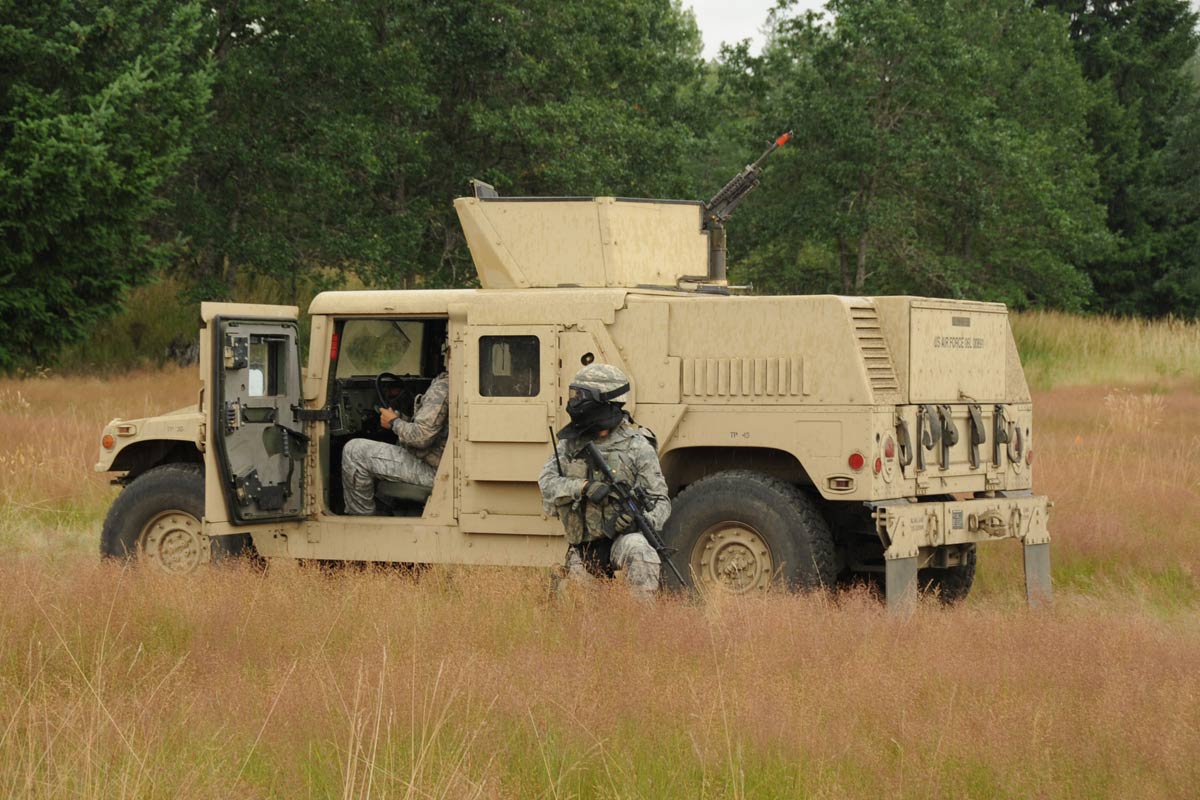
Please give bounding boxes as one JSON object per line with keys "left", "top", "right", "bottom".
{"left": 919, "top": 544, "right": 977, "bottom": 604}
{"left": 662, "top": 470, "right": 837, "bottom": 593}
{"left": 101, "top": 464, "right": 248, "bottom": 574}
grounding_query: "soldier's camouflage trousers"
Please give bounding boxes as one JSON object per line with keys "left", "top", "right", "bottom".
{"left": 564, "top": 532, "right": 662, "bottom": 598}
{"left": 341, "top": 438, "right": 436, "bottom": 515}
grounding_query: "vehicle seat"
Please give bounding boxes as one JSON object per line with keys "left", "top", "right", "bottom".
{"left": 376, "top": 480, "right": 433, "bottom": 504}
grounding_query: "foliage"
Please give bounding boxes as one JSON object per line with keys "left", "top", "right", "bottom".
{"left": 172, "top": 0, "right": 435, "bottom": 299}
{"left": 0, "top": 0, "right": 212, "bottom": 371}
{"left": 722, "top": 0, "right": 1112, "bottom": 309}
{"left": 1038, "top": 0, "right": 1200, "bottom": 316}
{"left": 174, "top": 0, "right": 706, "bottom": 296}
{"left": 3, "top": 0, "right": 1200, "bottom": 372}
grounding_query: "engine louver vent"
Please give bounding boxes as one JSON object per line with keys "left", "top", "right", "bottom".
{"left": 682, "top": 356, "right": 804, "bottom": 398}
{"left": 850, "top": 303, "right": 900, "bottom": 394}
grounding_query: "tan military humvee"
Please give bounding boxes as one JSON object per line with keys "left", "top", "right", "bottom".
{"left": 95, "top": 181, "right": 1052, "bottom": 608}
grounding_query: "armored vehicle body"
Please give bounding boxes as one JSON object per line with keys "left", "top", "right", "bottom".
{"left": 96, "top": 181, "right": 1052, "bottom": 607}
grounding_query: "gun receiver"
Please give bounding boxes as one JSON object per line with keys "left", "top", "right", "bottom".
{"left": 582, "top": 441, "right": 686, "bottom": 588}
{"left": 703, "top": 131, "right": 791, "bottom": 282}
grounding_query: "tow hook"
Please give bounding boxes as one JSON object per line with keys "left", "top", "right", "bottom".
{"left": 969, "top": 511, "right": 1008, "bottom": 538}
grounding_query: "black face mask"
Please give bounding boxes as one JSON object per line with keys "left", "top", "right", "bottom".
{"left": 559, "top": 396, "right": 626, "bottom": 440}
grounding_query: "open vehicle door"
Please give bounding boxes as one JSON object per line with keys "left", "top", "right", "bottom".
{"left": 202, "top": 303, "right": 305, "bottom": 524}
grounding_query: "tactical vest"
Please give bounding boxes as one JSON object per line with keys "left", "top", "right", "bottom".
{"left": 559, "top": 427, "right": 643, "bottom": 545}
{"left": 412, "top": 426, "right": 448, "bottom": 468}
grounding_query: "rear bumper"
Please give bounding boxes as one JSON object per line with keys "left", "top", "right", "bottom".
{"left": 875, "top": 493, "right": 1053, "bottom": 610}
{"left": 873, "top": 493, "right": 1051, "bottom": 560}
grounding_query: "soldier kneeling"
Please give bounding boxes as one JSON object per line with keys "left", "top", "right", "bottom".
{"left": 538, "top": 364, "right": 670, "bottom": 597}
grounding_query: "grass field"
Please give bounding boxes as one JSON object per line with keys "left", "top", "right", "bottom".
{"left": 1, "top": 315, "right": 1198, "bottom": 798}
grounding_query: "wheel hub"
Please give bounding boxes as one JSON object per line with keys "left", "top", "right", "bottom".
{"left": 139, "top": 511, "right": 209, "bottom": 575}
{"left": 693, "top": 523, "right": 773, "bottom": 593}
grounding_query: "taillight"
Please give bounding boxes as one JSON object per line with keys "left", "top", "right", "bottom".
{"left": 873, "top": 457, "right": 882, "bottom": 474}
{"left": 848, "top": 452, "right": 865, "bottom": 471}
{"left": 102, "top": 434, "right": 115, "bottom": 450}
{"left": 884, "top": 436, "right": 895, "bottom": 459}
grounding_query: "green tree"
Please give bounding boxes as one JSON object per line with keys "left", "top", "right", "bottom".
{"left": 0, "top": 0, "right": 212, "bottom": 370}
{"left": 1039, "top": 0, "right": 1200, "bottom": 316}
{"left": 407, "top": 0, "right": 706, "bottom": 285}
{"left": 173, "top": 0, "right": 434, "bottom": 298}
{"left": 174, "top": 0, "right": 707, "bottom": 295}
{"left": 723, "top": 0, "right": 1110, "bottom": 309}
{"left": 1150, "top": 86, "right": 1200, "bottom": 315}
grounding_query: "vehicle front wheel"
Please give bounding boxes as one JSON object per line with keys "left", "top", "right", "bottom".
{"left": 101, "top": 463, "right": 247, "bottom": 574}
{"left": 662, "top": 470, "right": 837, "bottom": 594}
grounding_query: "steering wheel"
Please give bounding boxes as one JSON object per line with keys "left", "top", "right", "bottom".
{"left": 375, "top": 372, "right": 415, "bottom": 414}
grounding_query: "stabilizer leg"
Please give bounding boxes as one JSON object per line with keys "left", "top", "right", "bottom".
{"left": 1024, "top": 542, "right": 1052, "bottom": 609}
{"left": 885, "top": 556, "right": 919, "bottom": 617}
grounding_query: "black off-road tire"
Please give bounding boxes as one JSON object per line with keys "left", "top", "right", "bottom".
{"left": 100, "top": 463, "right": 252, "bottom": 573}
{"left": 919, "top": 544, "right": 977, "bottom": 604}
{"left": 662, "top": 470, "right": 837, "bottom": 593}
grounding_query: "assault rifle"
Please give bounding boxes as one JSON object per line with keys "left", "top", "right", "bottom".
{"left": 582, "top": 441, "right": 687, "bottom": 588}
{"left": 702, "top": 130, "right": 791, "bottom": 281}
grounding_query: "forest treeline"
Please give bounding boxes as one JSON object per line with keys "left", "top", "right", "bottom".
{"left": 1, "top": 0, "right": 1197, "bottom": 370}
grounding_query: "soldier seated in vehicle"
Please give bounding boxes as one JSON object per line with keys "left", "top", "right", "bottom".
{"left": 340, "top": 341, "right": 449, "bottom": 514}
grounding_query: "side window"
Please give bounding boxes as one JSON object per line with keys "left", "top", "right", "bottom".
{"left": 336, "top": 320, "right": 424, "bottom": 378}
{"left": 479, "top": 335, "right": 540, "bottom": 397}
{"left": 247, "top": 335, "right": 286, "bottom": 397}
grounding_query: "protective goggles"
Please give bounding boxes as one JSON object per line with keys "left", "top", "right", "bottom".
{"left": 568, "top": 382, "right": 629, "bottom": 403}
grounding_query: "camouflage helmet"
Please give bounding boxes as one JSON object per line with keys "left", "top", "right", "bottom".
{"left": 570, "top": 363, "right": 630, "bottom": 405}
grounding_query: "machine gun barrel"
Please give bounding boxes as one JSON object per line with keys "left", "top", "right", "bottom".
{"left": 582, "top": 441, "right": 686, "bottom": 588}
{"left": 704, "top": 130, "right": 791, "bottom": 226}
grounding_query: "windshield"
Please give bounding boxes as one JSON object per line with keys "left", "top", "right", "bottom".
{"left": 335, "top": 320, "right": 424, "bottom": 378}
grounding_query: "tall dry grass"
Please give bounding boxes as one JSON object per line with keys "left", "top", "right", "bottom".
{"left": 1, "top": 316, "right": 1199, "bottom": 797}
{"left": 1012, "top": 310, "right": 1200, "bottom": 389}
{"left": 962, "top": 381, "right": 1200, "bottom": 610}
{"left": 0, "top": 367, "right": 199, "bottom": 557}
{"left": 2, "top": 562, "right": 1197, "bottom": 799}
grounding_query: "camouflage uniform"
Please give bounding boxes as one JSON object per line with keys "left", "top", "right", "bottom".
{"left": 342, "top": 371, "right": 449, "bottom": 515}
{"left": 538, "top": 420, "right": 670, "bottom": 596}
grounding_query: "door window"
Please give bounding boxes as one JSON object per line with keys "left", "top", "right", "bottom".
{"left": 247, "top": 336, "right": 287, "bottom": 397}
{"left": 479, "top": 335, "right": 540, "bottom": 397}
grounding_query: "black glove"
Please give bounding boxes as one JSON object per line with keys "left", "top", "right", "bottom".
{"left": 583, "top": 481, "right": 612, "bottom": 503}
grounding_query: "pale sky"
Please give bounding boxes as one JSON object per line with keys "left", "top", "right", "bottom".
{"left": 689, "top": 1, "right": 1200, "bottom": 60}
{"left": 687, "top": 0, "right": 825, "bottom": 60}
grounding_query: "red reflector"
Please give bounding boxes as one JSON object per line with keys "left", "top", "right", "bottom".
{"left": 102, "top": 434, "right": 115, "bottom": 450}
{"left": 848, "top": 452, "right": 865, "bottom": 471}
{"left": 330, "top": 331, "right": 340, "bottom": 360}
{"left": 1026, "top": 449, "right": 1034, "bottom": 465}
{"left": 884, "top": 436, "right": 895, "bottom": 459}
{"left": 873, "top": 457, "right": 882, "bottom": 474}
